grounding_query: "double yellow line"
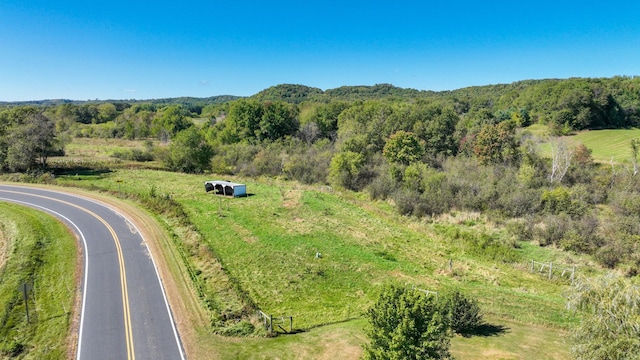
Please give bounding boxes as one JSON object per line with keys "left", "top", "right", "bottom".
{"left": 92, "top": 208, "right": 135, "bottom": 360}
{"left": 2, "top": 190, "right": 135, "bottom": 359}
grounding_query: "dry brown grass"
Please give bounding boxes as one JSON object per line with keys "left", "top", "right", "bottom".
{"left": 64, "top": 138, "right": 150, "bottom": 159}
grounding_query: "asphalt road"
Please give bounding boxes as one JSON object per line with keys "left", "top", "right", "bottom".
{"left": 0, "top": 185, "right": 185, "bottom": 360}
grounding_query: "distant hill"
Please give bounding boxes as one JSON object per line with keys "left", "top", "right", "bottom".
{"left": 3, "top": 77, "right": 639, "bottom": 117}
{"left": 324, "top": 83, "right": 434, "bottom": 100}
{"left": 0, "top": 95, "right": 241, "bottom": 107}
{"left": 251, "top": 84, "right": 324, "bottom": 104}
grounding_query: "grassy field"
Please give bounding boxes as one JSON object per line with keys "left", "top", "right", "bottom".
{"left": 571, "top": 128, "right": 640, "bottom": 163}
{"left": 528, "top": 125, "right": 640, "bottom": 164}
{"left": 54, "top": 165, "right": 598, "bottom": 359}
{"left": 0, "top": 202, "right": 79, "bottom": 359}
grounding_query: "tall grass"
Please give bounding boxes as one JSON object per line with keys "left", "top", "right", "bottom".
{"left": 0, "top": 203, "right": 78, "bottom": 359}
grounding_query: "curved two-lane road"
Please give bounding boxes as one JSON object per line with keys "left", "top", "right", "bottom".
{"left": 0, "top": 184, "right": 185, "bottom": 360}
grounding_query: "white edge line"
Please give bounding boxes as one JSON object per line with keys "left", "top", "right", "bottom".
{"left": 0, "top": 197, "right": 89, "bottom": 360}
{"left": 127, "top": 219, "right": 187, "bottom": 360}
{"left": 71, "top": 194, "right": 187, "bottom": 360}
{"left": 0, "top": 185, "right": 186, "bottom": 360}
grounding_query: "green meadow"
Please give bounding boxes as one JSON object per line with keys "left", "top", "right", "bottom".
{"left": 529, "top": 125, "right": 640, "bottom": 164}
{"left": 571, "top": 128, "right": 640, "bottom": 163}
{"left": 56, "top": 168, "right": 590, "bottom": 359}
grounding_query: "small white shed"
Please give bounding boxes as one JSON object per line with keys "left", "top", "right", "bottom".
{"left": 204, "top": 180, "right": 247, "bottom": 197}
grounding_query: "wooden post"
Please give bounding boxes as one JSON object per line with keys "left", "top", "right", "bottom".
{"left": 20, "top": 283, "right": 31, "bottom": 324}
{"left": 548, "top": 262, "right": 553, "bottom": 280}
{"left": 530, "top": 259, "right": 534, "bottom": 272}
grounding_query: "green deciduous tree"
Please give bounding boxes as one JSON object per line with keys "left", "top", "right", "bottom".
{"left": 328, "top": 151, "right": 365, "bottom": 190}
{"left": 152, "top": 105, "right": 193, "bottom": 142}
{"left": 305, "top": 101, "right": 350, "bottom": 138}
{"left": 472, "top": 121, "right": 520, "bottom": 165}
{"left": 226, "top": 99, "right": 263, "bottom": 143}
{"left": 363, "top": 285, "right": 452, "bottom": 360}
{"left": 4, "top": 113, "right": 58, "bottom": 172}
{"left": 383, "top": 131, "right": 425, "bottom": 165}
{"left": 163, "top": 127, "right": 213, "bottom": 173}
{"left": 258, "top": 101, "right": 299, "bottom": 141}
{"left": 412, "top": 105, "right": 459, "bottom": 157}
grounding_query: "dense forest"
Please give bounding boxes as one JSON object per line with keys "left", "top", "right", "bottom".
{"left": 3, "top": 76, "right": 640, "bottom": 273}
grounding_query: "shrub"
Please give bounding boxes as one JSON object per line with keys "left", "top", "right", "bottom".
{"left": 111, "top": 148, "right": 154, "bottom": 162}
{"left": 505, "top": 217, "right": 535, "bottom": 242}
{"left": 367, "top": 168, "right": 396, "bottom": 200}
{"left": 536, "top": 214, "right": 571, "bottom": 246}
{"left": 364, "top": 285, "right": 452, "bottom": 360}
{"left": 440, "top": 289, "right": 483, "bottom": 335}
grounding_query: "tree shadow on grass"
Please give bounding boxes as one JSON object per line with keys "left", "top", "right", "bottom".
{"left": 459, "top": 323, "right": 510, "bottom": 338}
{"left": 53, "top": 168, "right": 113, "bottom": 177}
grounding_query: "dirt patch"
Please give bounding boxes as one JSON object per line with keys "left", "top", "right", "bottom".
{"left": 314, "top": 329, "right": 364, "bottom": 360}
{"left": 282, "top": 189, "right": 303, "bottom": 208}
{"left": 479, "top": 349, "right": 517, "bottom": 359}
{"left": 231, "top": 222, "right": 259, "bottom": 243}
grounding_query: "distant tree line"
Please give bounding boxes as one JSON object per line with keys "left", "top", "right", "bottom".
{"left": 3, "top": 76, "right": 640, "bottom": 272}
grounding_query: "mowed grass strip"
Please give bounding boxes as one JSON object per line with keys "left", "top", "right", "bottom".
{"left": 0, "top": 202, "right": 78, "bottom": 359}
{"left": 532, "top": 127, "right": 640, "bottom": 164}
{"left": 571, "top": 128, "right": 640, "bottom": 163}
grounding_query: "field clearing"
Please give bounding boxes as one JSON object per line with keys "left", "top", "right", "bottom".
{"left": 531, "top": 126, "right": 640, "bottom": 164}
{"left": 64, "top": 137, "right": 149, "bottom": 159}
{"left": 54, "top": 166, "right": 600, "bottom": 359}
{"left": 571, "top": 128, "right": 640, "bottom": 163}
{"left": 48, "top": 137, "right": 165, "bottom": 170}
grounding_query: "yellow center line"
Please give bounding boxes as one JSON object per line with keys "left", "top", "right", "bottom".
{"left": 0, "top": 189, "right": 135, "bottom": 360}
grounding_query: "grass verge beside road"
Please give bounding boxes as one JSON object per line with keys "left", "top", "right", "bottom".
{"left": 0, "top": 202, "right": 79, "bottom": 359}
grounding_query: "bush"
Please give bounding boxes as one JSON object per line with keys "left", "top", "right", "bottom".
{"left": 461, "top": 231, "right": 519, "bottom": 263}
{"left": 367, "top": 168, "right": 397, "bottom": 200}
{"left": 440, "top": 289, "right": 483, "bottom": 335}
{"left": 505, "top": 217, "right": 535, "bottom": 242}
{"left": 536, "top": 214, "right": 571, "bottom": 246}
{"left": 364, "top": 285, "right": 452, "bottom": 360}
{"left": 111, "top": 148, "right": 154, "bottom": 162}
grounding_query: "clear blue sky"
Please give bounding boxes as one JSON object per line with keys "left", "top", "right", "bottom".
{"left": 1, "top": 1, "right": 639, "bottom": 101}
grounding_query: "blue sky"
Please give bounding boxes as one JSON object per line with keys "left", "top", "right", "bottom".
{"left": 1, "top": 1, "right": 639, "bottom": 101}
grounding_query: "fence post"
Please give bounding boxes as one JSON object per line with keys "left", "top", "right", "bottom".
{"left": 548, "top": 262, "right": 553, "bottom": 280}
{"left": 530, "top": 259, "right": 534, "bottom": 272}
